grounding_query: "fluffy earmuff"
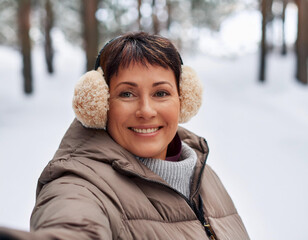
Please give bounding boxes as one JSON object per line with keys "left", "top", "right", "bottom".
{"left": 179, "top": 65, "right": 203, "bottom": 123}
{"left": 73, "top": 67, "right": 109, "bottom": 129}
{"left": 72, "top": 66, "right": 202, "bottom": 129}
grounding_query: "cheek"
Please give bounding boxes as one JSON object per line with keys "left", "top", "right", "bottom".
{"left": 107, "top": 101, "right": 125, "bottom": 133}
{"left": 162, "top": 99, "right": 180, "bottom": 123}
{"left": 107, "top": 101, "right": 136, "bottom": 132}
{"left": 108, "top": 100, "right": 129, "bottom": 120}
{"left": 107, "top": 102, "right": 116, "bottom": 124}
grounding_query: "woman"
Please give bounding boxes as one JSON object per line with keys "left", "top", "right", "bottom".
{"left": 0, "top": 32, "right": 249, "bottom": 239}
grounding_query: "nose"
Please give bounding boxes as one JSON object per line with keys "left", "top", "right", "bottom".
{"left": 135, "top": 96, "right": 157, "bottom": 119}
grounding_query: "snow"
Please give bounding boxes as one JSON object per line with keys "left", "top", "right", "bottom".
{"left": 1, "top": 7, "right": 308, "bottom": 240}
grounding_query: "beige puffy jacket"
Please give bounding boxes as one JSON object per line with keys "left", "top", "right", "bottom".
{"left": 0, "top": 119, "right": 249, "bottom": 240}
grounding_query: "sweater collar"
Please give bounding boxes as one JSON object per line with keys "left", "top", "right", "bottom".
{"left": 137, "top": 142, "right": 197, "bottom": 198}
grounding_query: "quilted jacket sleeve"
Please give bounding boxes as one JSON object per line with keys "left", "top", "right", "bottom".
{"left": 34, "top": 174, "right": 113, "bottom": 239}
{"left": 0, "top": 175, "right": 113, "bottom": 240}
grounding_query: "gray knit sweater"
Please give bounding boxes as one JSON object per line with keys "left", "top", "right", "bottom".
{"left": 137, "top": 142, "right": 197, "bottom": 199}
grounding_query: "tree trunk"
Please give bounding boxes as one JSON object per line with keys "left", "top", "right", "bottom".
{"left": 83, "top": 0, "right": 99, "bottom": 71}
{"left": 18, "top": 0, "right": 33, "bottom": 94}
{"left": 152, "top": 0, "right": 159, "bottom": 34}
{"left": 296, "top": 0, "right": 308, "bottom": 84}
{"left": 281, "top": 0, "right": 287, "bottom": 55}
{"left": 166, "top": 0, "right": 172, "bottom": 31}
{"left": 259, "top": 0, "right": 267, "bottom": 82}
{"left": 296, "top": 0, "right": 300, "bottom": 80}
{"left": 45, "top": 0, "right": 54, "bottom": 74}
{"left": 138, "top": 0, "right": 142, "bottom": 30}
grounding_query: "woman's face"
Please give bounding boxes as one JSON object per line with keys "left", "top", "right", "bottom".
{"left": 107, "top": 63, "right": 180, "bottom": 160}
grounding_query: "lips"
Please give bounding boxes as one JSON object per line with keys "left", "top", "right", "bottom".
{"left": 128, "top": 127, "right": 161, "bottom": 134}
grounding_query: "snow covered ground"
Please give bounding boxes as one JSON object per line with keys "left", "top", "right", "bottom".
{"left": 1, "top": 7, "right": 307, "bottom": 240}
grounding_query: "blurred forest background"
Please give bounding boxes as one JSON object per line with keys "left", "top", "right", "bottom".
{"left": 0, "top": 0, "right": 307, "bottom": 94}
{"left": 1, "top": 1, "right": 308, "bottom": 240}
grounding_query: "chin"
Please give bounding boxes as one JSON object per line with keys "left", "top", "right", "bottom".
{"left": 133, "top": 149, "right": 163, "bottom": 159}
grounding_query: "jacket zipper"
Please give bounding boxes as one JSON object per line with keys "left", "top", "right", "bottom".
{"left": 188, "top": 140, "right": 217, "bottom": 239}
{"left": 196, "top": 194, "right": 218, "bottom": 240}
{"left": 113, "top": 153, "right": 217, "bottom": 239}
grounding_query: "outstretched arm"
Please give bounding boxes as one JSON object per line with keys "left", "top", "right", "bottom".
{"left": 1, "top": 175, "right": 113, "bottom": 240}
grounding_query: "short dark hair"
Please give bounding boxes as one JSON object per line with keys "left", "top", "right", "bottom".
{"left": 98, "top": 32, "right": 182, "bottom": 90}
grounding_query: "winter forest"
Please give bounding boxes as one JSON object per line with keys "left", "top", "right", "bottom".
{"left": 0, "top": 0, "right": 308, "bottom": 239}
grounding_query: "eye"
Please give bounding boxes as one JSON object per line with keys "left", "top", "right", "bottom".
{"left": 119, "top": 91, "right": 134, "bottom": 98}
{"left": 154, "top": 91, "right": 170, "bottom": 97}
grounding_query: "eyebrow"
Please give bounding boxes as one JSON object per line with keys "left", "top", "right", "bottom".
{"left": 152, "top": 81, "right": 173, "bottom": 87}
{"left": 115, "top": 82, "right": 138, "bottom": 89}
{"left": 115, "top": 81, "right": 173, "bottom": 89}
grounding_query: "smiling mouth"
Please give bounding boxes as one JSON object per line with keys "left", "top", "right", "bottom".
{"left": 129, "top": 127, "right": 161, "bottom": 134}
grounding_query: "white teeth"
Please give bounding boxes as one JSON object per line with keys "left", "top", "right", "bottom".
{"left": 132, "top": 128, "right": 159, "bottom": 133}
